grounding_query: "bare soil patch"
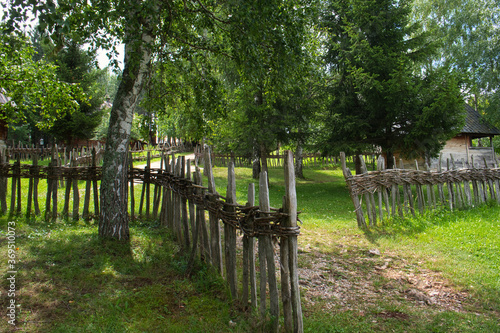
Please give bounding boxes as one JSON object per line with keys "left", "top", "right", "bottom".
{"left": 297, "top": 245, "right": 470, "bottom": 315}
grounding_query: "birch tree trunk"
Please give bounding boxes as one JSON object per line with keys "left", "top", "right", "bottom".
{"left": 99, "top": 33, "right": 153, "bottom": 240}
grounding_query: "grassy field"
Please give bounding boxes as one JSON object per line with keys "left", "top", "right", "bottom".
{"left": 0, "top": 162, "right": 499, "bottom": 332}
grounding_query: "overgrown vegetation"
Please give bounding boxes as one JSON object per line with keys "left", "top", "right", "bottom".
{"left": 1, "top": 163, "right": 498, "bottom": 332}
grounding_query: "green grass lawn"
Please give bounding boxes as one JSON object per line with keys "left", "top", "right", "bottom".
{"left": 0, "top": 161, "right": 499, "bottom": 332}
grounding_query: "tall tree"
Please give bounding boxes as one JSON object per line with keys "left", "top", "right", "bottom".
{"left": 321, "top": 0, "right": 464, "bottom": 170}
{"left": 48, "top": 42, "right": 106, "bottom": 146}
{"left": 213, "top": 0, "right": 319, "bottom": 178}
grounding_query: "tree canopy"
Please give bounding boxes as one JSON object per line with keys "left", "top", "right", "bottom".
{"left": 320, "top": 0, "right": 464, "bottom": 168}
{"left": 411, "top": 0, "right": 500, "bottom": 125}
{"left": 0, "top": 27, "right": 84, "bottom": 130}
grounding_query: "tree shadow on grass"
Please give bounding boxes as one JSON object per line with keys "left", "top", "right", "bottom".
{"left": 1, "top": 221, "right": 200, "bottom": 332}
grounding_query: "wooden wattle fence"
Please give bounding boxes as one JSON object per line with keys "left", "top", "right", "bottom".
{"left": 340, "top": 152, "right": 500, "bottom": 228}
{"left": 6, "top": 141, "right": 188, "bottom": 166}
{"left": 0, "top": 147, "right": 303, "bottom": 332}
{"left": 194, "top": 145, "right": 339, "bottom": 169}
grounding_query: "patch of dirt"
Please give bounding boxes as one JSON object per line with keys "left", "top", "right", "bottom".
{"left": 297, "top": 246, "right": 469, "bottom": 314}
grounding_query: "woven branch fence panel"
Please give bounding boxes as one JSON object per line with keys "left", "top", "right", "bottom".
{"left": 340, "top": 152, "right": 500, "bottom": 228}
{"left": 0, "top": 147, "right": 303, "bottom": 333}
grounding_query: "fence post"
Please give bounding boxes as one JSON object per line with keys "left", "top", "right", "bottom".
{"left": 340, "top": 152, "right": 366, "bottom": 228}
{"left": 83, "top": 155, "right": 92, "bottom": 221}
{"left": 392, "top": 157, "right": 403, "bottom": 217}
{"left": 174, "top": 156, "right": 183, "bottom": 244}
{"left": 483, "top": 157, "right": 496, "bottom": 201}
{"left": 225, "top": 158, "right": 238, "bottom": 301}
{"left": 259, "top": 171, "right": 279, "bottom": 332}
{"left": 181, "top": 156, "right": 190, "bottom": 249}
{"left": 377, "top": 156, "right": 388, "bottom": 220}
{"left": 45, "top": 161, "right": 53, "bottom": 221}
{"left": 186, "top": 159, "right": 196, "bottom": 238}
{"left": 13, "top": 159, "right": 21, "bottom": 215}
{"left": 72, "top": 155, "right": 80, "bottom": 221}
{"left": 450, "top": 156, "right": 464, "bottom": 208}
{"left": 196, "top": 165, "right": 211, "bottom": 261}
{"left": 205, "top": 147, "right": 223, "bottom": 274}
{"left": 399, "top": 159, "right": 415, "bottom": 216}
{"left": 187, "top": 167, "right": 201, "bottom": 275}
{"left": 425, "top": 162, "right": 437, "bottom": 209}
{"left": 51, "top": 152, "right": 58, "bottom": 221}
{"left": 152, "top": 153, "right": 163, "bottom": 220}
{"left": 283, "top": 150, "right": 303, "bottom": 332}
{"left": 91, "top": 148, "right": 99, "bottom": 217}
{"left": 414, "top": 161, "right": 425, "bottom": 214}
{"left": 437, "top": 154, "right": 446, "bottom": 205}
{"left": 360, "top": 155, "right": 377, "bottom": 225}
{"left": 167, "top": 154, "right": 175, "bottom": 230}
{"left": 242, "top": 183, "right": 257, "bottom": 310}
{"left": 33, "top": 155, "right": 40, "bottom": 216}
{"left": 63, "top": 154, "right": 72, "bottom": 219}
{"left": 146, "top": 152, "right": 151, "bottom": 218}
{"left": 129, "top": 152, "right": 135, "bottom": 222}
{"left": 27, "top": 158, "right": 34, "bottom": 219}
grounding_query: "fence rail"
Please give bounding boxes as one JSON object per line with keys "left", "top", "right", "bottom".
{"left": 340, "top": 152, "right": 500, "bottom": 228}
{"left": 0, "top": 147, "right": 303, "bottom": 332}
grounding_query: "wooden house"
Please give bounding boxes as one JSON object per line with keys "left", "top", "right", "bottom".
{"left": 429, "top": 104, "right": 499, "bottom": 169}
{"left": 393, "top": 104, "right": 499, "bottom": 170}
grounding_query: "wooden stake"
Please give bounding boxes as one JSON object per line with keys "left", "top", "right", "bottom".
{"left": 72, "top": 155, "right": 80, "bottom": 221}
{"left": 242, "top": 183, "right": 257, "bottom": 309}
{"left": 205, "top": 147, "right": 223, "bottom": 274}
{"left": 225, "top": 158, "right": 238, "bottom": 300}
{"left": 129, "top": 152, "right": 135, "bottom": 222}
{"left": 284, "top": 150, "right": 303, "bottom": 333}
{"left": 181, "top": 156, "right": 190, "bottom": 249}
{"left": 259, "top": 171, "right": 279, "bottom": 332}
{"left": 340, "top": 152, "right": 366, "bottom": 228}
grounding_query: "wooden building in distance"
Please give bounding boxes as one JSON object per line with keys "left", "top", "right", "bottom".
{"left": 430, "top": 104, "right": 500, "bottom": 169}
{"left": 394, "top": 104, "right": 500, "bottom": 170}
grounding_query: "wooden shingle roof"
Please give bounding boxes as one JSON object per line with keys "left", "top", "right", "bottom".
{"left": 462, "top": 104, "right": 500, "bottom": 136}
